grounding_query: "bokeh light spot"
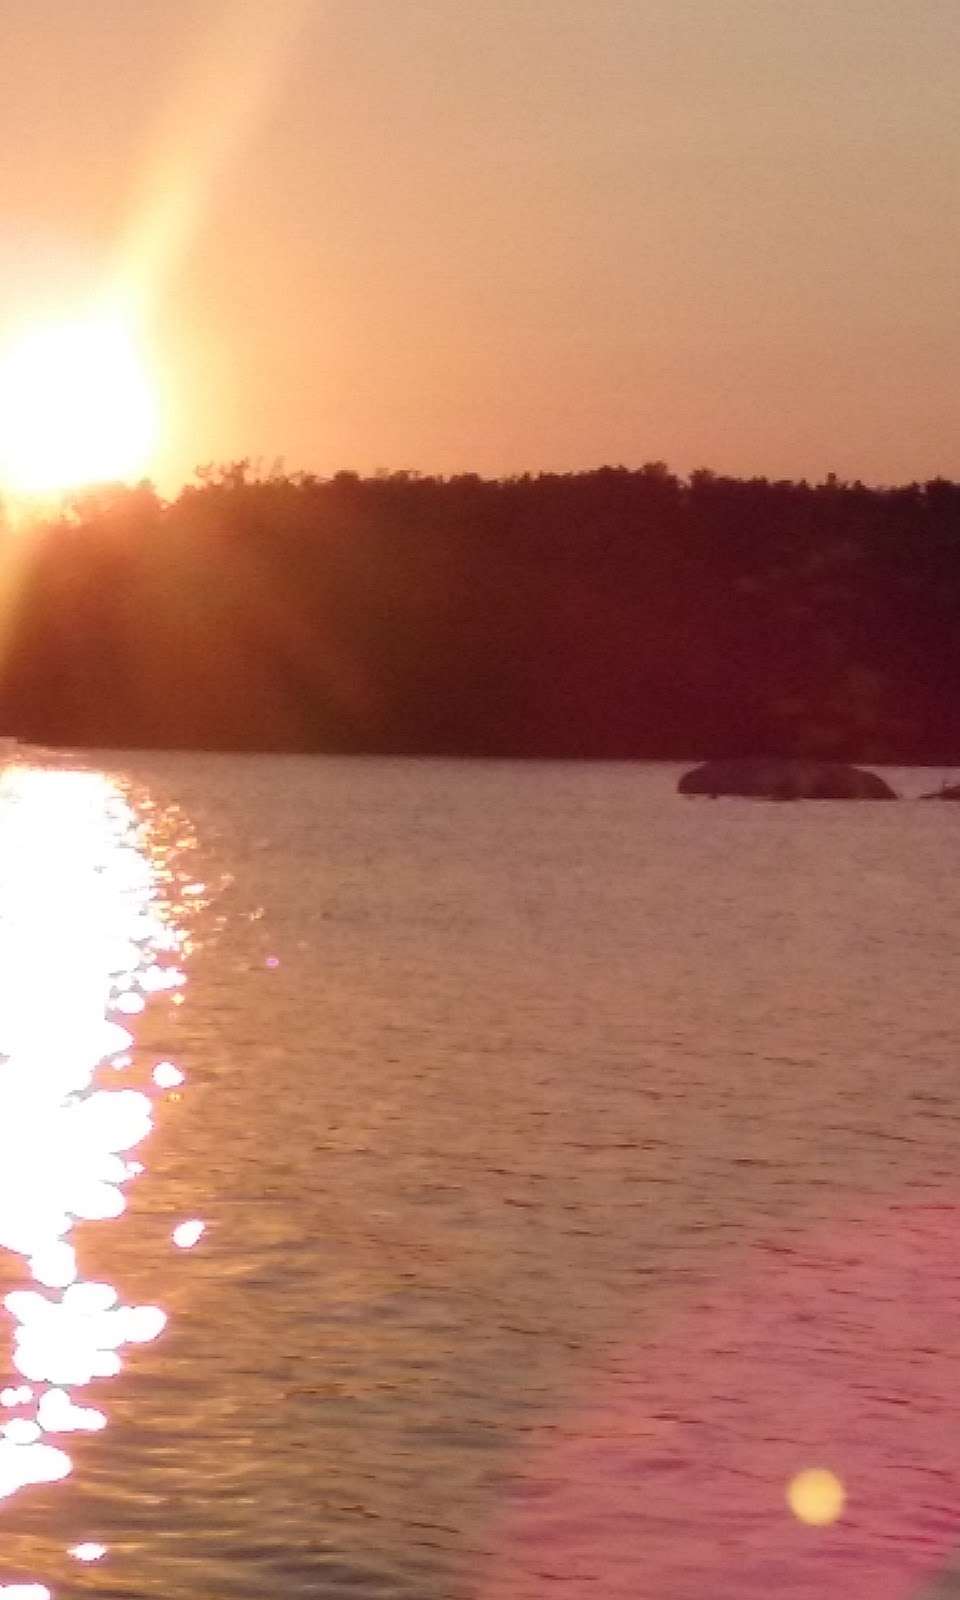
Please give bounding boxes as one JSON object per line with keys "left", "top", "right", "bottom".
{"left": 787, "top": 1468, "right": 845, "bottom": 1526}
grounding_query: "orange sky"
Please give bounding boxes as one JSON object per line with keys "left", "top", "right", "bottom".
{"left": 1, "top": 0, "right": 957, "bottom": 492}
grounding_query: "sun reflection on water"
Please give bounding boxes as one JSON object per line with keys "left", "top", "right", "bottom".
{"left": 0, "top": 765, "right": 200, "bottom": 1594}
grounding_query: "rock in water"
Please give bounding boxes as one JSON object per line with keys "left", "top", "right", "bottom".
{"left": 678, "top": 757, "right": 896, "bottom": 799}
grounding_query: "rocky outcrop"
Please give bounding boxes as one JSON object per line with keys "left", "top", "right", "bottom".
{"left": 678, "top": 757, "right": 897, "bottom": 800}
{"left": 920, "top": 782, "right": 960, "bottom": 799}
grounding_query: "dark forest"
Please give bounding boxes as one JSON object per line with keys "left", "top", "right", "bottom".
{"left": 3, "top": 462, "right": 959, "bottom": 762}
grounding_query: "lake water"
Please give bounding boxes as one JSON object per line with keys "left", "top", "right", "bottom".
{"left": 1, "top": 753, "right": 960, "bottom": 1599}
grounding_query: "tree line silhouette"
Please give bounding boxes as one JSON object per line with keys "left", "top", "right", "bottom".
{"left": 2, "top": 461, "right": 959, "bottom": 761}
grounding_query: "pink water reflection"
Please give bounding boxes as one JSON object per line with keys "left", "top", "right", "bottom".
{"left": 483, "top": 1199, "right": 960, "bottom": 1599}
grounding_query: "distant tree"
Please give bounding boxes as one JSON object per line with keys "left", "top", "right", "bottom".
{"left": 1, "top": 461, "right": 959, "bottom": 759}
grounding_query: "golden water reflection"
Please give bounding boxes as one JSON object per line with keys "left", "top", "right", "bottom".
{"left": 0, "top": 765, "right": 198, "bottom": 1596}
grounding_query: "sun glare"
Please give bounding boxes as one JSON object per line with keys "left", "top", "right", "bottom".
{"left": 0, "top": 316, "right": 157, "bottom": 498}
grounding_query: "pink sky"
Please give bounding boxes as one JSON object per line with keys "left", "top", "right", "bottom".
{"left": 1, "top": 0, "right": 957, "bottom": 492}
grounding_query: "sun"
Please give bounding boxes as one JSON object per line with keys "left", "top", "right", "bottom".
{"left": 0, "top": 314, "right": 157, "bottom": 498}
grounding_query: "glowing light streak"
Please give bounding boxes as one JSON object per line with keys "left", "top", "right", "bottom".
{"left": 113, "top": 0, "right": 313, "bottom": 320}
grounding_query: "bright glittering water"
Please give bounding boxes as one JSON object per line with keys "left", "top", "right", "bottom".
{"left": 0, "top": 765, "right": 198, "bottom": 1596}
{"left": 1, "top": 753, "right": 960, "bottom": 1598}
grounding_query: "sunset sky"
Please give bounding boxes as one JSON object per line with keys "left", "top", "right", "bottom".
{"left": 1, "top": 0, "right": 957, "bottom": 493}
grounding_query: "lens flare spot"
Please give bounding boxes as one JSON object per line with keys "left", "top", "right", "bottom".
{"left": 786, "top": 1468, "right": 845, "bottom": 1526}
